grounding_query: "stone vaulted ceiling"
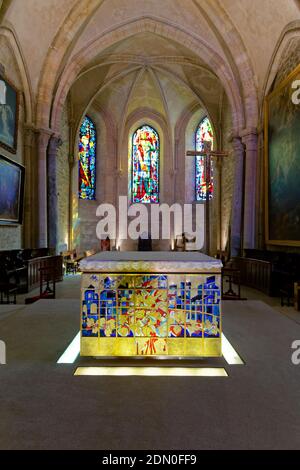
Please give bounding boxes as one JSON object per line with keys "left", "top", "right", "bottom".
{"left": 69, "top": 32, "right": 224, "bottom": 134}
{"left": 0, "top": 0, "right": 299, "bottom": 133}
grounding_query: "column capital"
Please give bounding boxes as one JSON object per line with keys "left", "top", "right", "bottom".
{"left": 240, "top": 127, "right": 258, "bottom": 144}
{"left": 37, "top": 128, "right": 52, "bottom": 149}
{"left": 231, "top": 136, "right": 244, "bottom": 153}
{"left": 23, "top": 124, "right": 37, "bottom": 147}
{"left": 241, "top": 131, "right": 258, "bottom": 151}
{"left": 48, "top": 134, "right": 63, "bottom": 155}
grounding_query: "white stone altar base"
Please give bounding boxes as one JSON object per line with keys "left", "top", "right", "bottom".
{"left": 80, "top": 251, "right": 222, "bottom": 273}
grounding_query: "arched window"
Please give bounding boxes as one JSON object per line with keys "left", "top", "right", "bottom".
{"left": 78, "top": 116, "right": 96, "bottom": 200}
{"left": 131, "top": 125, "right": 160, "bottom": 203}
{"left": 195, "top": 116, "right": 214, "bottom": 201}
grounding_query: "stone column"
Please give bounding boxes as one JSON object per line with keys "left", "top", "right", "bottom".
{"left": 48, "top": 135, "right": 62, "bottom": 253}
{"left": 37, "top": 129, "right": 52, "bottom": 248}
{"left": 214, "top": 156, "right": 222, "bottom": 254}
{"left": 230, "top": 137, "right": 245, "bottom": 256}
{"left": 68, "top": 153, "right": 76, "bottom": 250}
{"left": 242, "top": 130, "right": 258, "bottom": 250}
{"left": 23, "top": 125, "right": 37, "bottom": 248}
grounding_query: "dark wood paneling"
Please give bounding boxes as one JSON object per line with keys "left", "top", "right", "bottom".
{"left": 232, "top": 257, "right": 272, "bottom": 295}
{"left": 27, "top": 256, "right": 63, "bottom": 291}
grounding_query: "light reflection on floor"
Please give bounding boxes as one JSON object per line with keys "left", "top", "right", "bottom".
{"left": 221, "top": 333, "right": 244, "bottom": 365}
{"left": 74, "top": 366, "right": 228, "bottom": 377}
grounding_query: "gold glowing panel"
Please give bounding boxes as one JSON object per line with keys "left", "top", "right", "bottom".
{"left": 80, "top": 337, "right": 221, "bottom": 357}
{"left": 74, "top": 367, "right": 228, "bottom": 377}
{"left": 81, "top": 273, "right": 222, "bottom": 357}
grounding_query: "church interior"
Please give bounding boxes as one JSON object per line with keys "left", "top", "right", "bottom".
{"left": 0, "top": 0, "right": 300, "bottom": 451}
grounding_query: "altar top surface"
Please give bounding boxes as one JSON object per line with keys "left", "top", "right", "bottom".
{"left": 80, "top": 251, "right": 222, "bottom": 273}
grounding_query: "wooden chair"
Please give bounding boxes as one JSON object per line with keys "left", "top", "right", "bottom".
{"left": 222, "top": 267, "right": 244, "bottom": 300}
{"left": 39, "top": 266, "right": 56, "bottom": 299}
{"left": 25, "top": 266, "right": 56, "bottom": 304}
{"left": 0, "top": 282, "right": 17, "bottom": 304}
{"left": 62, "top": 250, "right": 78, "bottom": 275}
{"left": 84, "top": 249, "right": 96, "bottom": 258}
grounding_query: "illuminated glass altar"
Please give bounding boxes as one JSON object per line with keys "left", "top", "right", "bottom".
{"left": 80, "top": 252, "right": 222, "bottom": 357}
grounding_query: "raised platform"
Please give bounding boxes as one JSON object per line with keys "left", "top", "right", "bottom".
{"left": 1, "top": 293, "right": 300, "bottom": 449}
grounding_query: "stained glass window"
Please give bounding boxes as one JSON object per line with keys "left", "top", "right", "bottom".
{"left": 195, "top": 116, "right": 214, "bottom": 201}
{"left": 78, "top": 116, "right": 96, "bottom": 200}
{"left": 132, "top": 125, "right": 159, "bottom": 203}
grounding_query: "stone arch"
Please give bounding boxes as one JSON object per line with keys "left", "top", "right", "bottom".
{"left": 73, "top": 104, "right": 118, "bottom": 252}
{"left": 0, "top": 23, "right": 33, "bottom": 123}
{"left": 192, "top": 0, "right": 258, "bottom": 130}
{"left": 38, "top": 17, "right": 247, "bottom": 135}
{"left": 262, "top": 20, "right": 300, "bottom": 109}
{"left": 74, "top": 103, "right": 117, "bottom": 202}
{"left": 36, "top": 0, "right": 105, "bottom": 128}
{"left": 122, "top": 107, "right": 171, "bottom": 205}
{"left": 175, "top": 101, "right": 218, "bottom": 150}
{"left": 117, "top": 107, "right": 172, "bottom": 250}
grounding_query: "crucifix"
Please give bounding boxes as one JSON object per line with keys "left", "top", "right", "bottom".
{"left": 187, "top": 142, "right": 228, "bottom": 255}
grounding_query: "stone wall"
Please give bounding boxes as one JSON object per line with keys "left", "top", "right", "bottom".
{"left": 77, "top": 110, "right": 106, "bottom": 254}
{"left": 185, "top": 109, "right": 218, "bottom": 255}
{"left": 0, "top": 35, "right": 24, "bottom": 250}
{"left": 274, "top": 37, "right": 300, "bottom": 87}
{"left": 221, "top": 95, "right": 234, "bottom": 252}
{"left": 72, "top": 103, "right": 236, "bottom": 255}
{"left": 56, "top": 103, "right": 70, "bottom": 252}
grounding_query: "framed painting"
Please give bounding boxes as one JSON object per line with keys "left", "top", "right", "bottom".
{"left": 0, "top": 154, "right": 25, "bottom": 225}
{"left": 264, "top": 63, "right": 300, "bottom": 246}
{"left": 0, "top": 74, "right": 19, "bottom": 153}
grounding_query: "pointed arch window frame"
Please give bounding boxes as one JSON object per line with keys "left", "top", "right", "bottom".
{"left": 78, "top": 115, "right": 97, "bottom": 201}
{"left": 195, "top": 116, "right": 214, "bottom": 202}
{"left": 131, "top": 124, "right": 160, "bottom": 204}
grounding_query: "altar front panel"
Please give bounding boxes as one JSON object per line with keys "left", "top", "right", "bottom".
{"left": 80, "top": 272, "right": 222, "bottom": 357}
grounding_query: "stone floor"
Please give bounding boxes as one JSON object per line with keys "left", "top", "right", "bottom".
{"left": 0, "top": 275, "right": 300, "bottom": 449}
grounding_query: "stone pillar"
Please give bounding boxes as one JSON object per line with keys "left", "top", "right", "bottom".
{"left": 230, "top": 137, "right": 245, "bottom": 256}
{"left": 214, "top": 157, "right": 222, "bottom": 254}
{"left": 37, "top": 129, "right": 52, "bottom": 248}
{"left": 242, "top": 130, "right": 258, "bottom": 250}
{"left": 23, "top": 125, "right": 37, "bottom": 248}
{"left": 48, "top": 135, "right": 62, "bottom": 253}
{"left": 68, "top": 154, "right": 76, "bottom": 250}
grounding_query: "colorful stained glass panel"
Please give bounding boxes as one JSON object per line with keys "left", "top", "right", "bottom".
{"left": 195, "top": 116, "right": 214, "bottom": 201}
{"left": 81, "top": 273, "right": 222, "bottom": 356}
{"left": 78, "top": 116, "right": 96, "bottom": 200}
{"left": 132, "top": 125, "right": 159, "bottom": 203}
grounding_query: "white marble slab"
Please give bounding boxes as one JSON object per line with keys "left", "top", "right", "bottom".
{"left": 80, "top": 251, "right": 222, "bottom": 273}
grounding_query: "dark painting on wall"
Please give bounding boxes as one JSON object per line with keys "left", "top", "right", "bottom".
{"left": 264, "top": 63, "right": 300, "bottom": 246}
{"left": 0, "top": 75, "right": 19, "bottom": 153}
{"left": 0, "top": 155, "right": 25, "bottom": 225}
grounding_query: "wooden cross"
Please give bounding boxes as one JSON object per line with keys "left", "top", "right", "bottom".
{"left": 186, "top": 141, "right": 228, "bottom": 255}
